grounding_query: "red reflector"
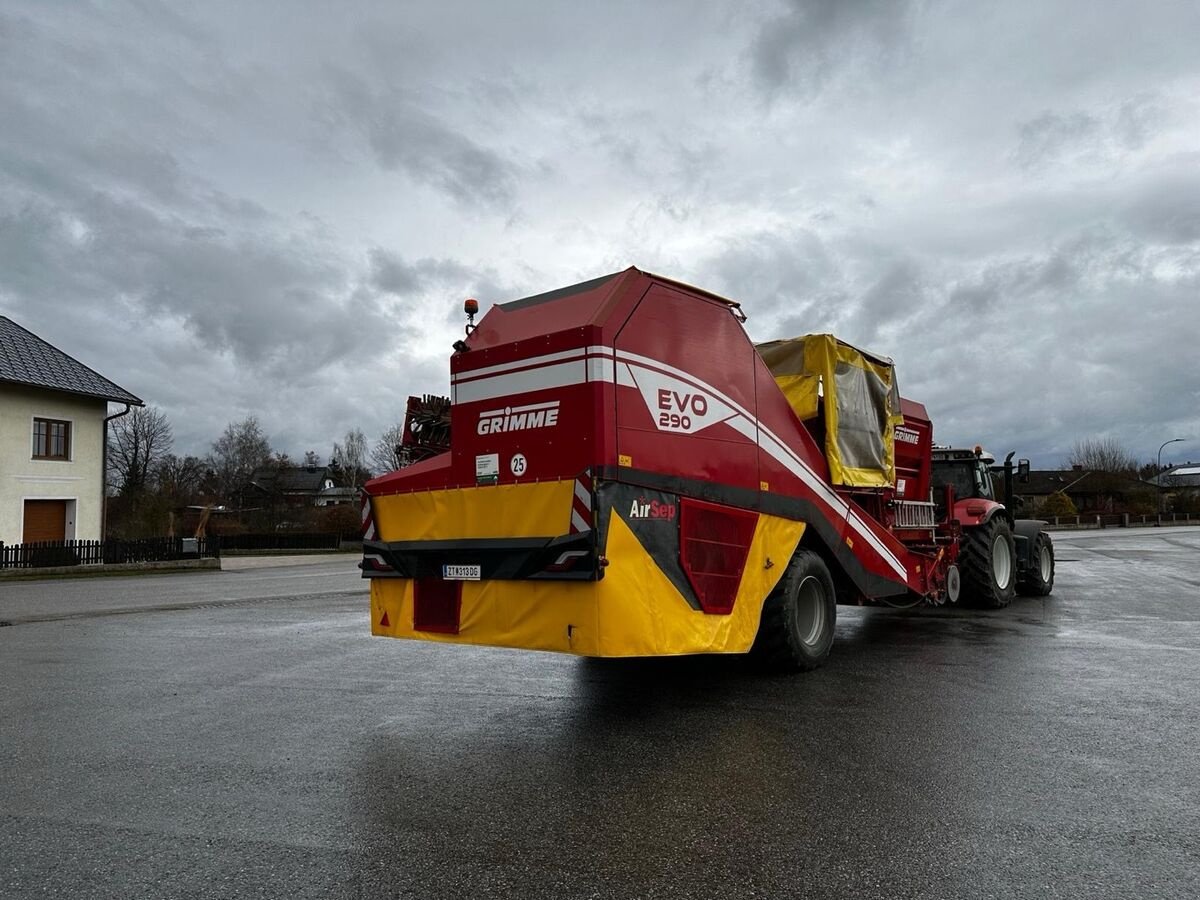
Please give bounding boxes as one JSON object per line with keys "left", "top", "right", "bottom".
{"left": 413, "top": 577, "right": 462, "bottom": 633}
{"left": 679, "top": 498, "right": 758, "bottom": 615}
{"left": 379, "top": 610, "right": 390, "bottom": 627}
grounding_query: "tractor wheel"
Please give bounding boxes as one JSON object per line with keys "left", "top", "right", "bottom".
{"left": 959, "top": 517, "right": 1017, "bottom": 609}
{"left": 1018, "top": 532, "right": 1055, "bottom": 597}
{"left": 751, "top": 549, "right": 836, "bottom": 672}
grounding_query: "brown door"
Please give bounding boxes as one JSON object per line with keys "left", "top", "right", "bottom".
{"left": 23, "top": 500, "right": 67, "bottom": 543}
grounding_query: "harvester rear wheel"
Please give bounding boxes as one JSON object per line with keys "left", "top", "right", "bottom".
{"left": 1017, "top": 532, "right": 1055, "bottom": 596}
{"left": 751, "top": 550, "right": 836, "bottom": 672}
{"left": 960, "top": 517, "right": 1017, "bottom": 609}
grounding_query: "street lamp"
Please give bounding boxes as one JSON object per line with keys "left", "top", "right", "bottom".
{"left": 1157, "top": 438, "right": 1184, "bottom": 516}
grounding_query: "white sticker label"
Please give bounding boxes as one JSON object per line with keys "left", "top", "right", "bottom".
{"left": 475, "top": 453, "right": 499, "bottom": 478}
{"left": 626, "top": 364, "right": 738, "bottom": 435}
{"left": 510, "top": 453, "right": 528, "bottom": 476}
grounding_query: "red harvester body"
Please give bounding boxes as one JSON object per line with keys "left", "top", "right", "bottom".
{"left": 362, "top": 267, "right": 1049, "bottom": 669}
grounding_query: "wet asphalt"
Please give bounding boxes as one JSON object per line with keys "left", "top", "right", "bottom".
{"left": 2, "top": 530, "right": 1198, "bottom": 899}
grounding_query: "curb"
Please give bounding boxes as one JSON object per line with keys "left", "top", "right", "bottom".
{"left": 0, "top": 558, "right": 221, "bottom": 581}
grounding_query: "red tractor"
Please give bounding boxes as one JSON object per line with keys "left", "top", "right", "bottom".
{"left": 930, "top": 447, "right": 1055, "bottom": 606}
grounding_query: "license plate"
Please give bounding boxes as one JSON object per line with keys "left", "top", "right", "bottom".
{"left": 442, "top": 564, "right": 481, "bottom": 581}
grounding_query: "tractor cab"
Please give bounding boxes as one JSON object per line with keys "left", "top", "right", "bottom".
{"left": 931, "top": 446, "right": 997, "bottom": 505}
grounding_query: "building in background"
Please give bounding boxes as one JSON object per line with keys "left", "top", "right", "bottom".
{"left": 1151, "top": 464, "right": 1200, "bottom": 513}
{"left": 241, "top": 465, "right": 336, "bottom": 511}
{"left": 0, "top": 317, "right": 142, "bottom": 545}
{"left": 994, "top": 465, "right": 1155, "bottom": 516}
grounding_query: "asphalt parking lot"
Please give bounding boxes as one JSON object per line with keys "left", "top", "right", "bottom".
{"left": 2, "top": 529, "right": 1198, "bottom": 899}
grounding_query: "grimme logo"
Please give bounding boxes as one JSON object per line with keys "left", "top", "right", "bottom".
{"left": 477, "top": 401, "right": 560, "bottom": 435}
{"left": 628, "top": 497, "right": 677, "bottom": 520}
{"left": 895, "top": 427, "right": 920, "bottom": 445}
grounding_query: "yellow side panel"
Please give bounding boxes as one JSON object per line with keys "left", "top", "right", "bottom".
{"left": 593, "top": 512, "right": 805, "bottom": 655}
{"left": 372, "top": 577, "right": 601, "bottom": 655}
{"left": 373, "top": 480, "right": 574, "bottom": 541}
{"left": 370, "top": 511, "right": 806, "bottom": 658}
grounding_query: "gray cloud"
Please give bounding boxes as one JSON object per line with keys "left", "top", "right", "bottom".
{"left": 1014, "top": 111, "right": 1103, "bottom": 169}
{"left": 1012, "top": 94, "right": 1175, "bottom": 171}
{"left": 369, "top": 249, "right": 485, "bottom": 299}
{"left": 322, "top": 68, "right": 520, "bottom": 209}
{"left": 366, "top": 249, "right": 517, "bottom": 332}
{"left": 749, "top": 0, "right": 924, "bottom": 96}
{"left": 1114, "top": 93, "right": 1167, "bottom": 150}
{"left": 864, "top": 227, "right": 1198, "bottom": 461}
{"left": 1121, "top": 166, "right": 1200, "bottom": 245}
{"left": 850, "top": 259, "right": 926, "bottom": 346}
{"left": 697, "top": 228, "right": 846, "bottom": 339}
{"left": 0, "top": 3, "right": 463, "bottom": 456}
{"left": 1, "top": 0, "right": 1198, "bottom": 470}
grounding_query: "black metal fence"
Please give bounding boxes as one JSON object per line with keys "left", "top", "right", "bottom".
{"left": 0, "top": 537, "right": 219, "bottom": 570}
{"left": 212, "top": 532, "right": 342, "bottom": 552}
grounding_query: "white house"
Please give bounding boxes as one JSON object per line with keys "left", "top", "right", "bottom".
{"left": 0, "top": 316, "right": 142, "bottom": 545}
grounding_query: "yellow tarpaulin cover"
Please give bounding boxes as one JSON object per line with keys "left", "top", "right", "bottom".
{"left": 756, "top": 333, "right": 902, "bottom": 488}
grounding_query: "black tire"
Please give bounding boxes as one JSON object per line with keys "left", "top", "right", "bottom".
{"left": 959, "top": 517, "right": 1017, "bottom": 609}
{"left": 1018, "top": 531, "right": 1055, "bottom": 596}
{"left": 751, "top": 549, "right": 837, "bottom": 672}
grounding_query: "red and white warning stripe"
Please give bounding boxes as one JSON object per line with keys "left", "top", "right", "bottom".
{"left": 360, "top": 492, "right": 377, "bottom": 541}
{"left": 452, "top": 346, "right": 614, "bottom": 405}
{"left": 570, "top": 470, "right": 593, "bottom": 533}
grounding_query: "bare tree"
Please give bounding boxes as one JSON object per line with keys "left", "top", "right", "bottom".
{"left": 370, "top": 423, "right": 405, "bottom": 474}
{"left": 1065, "top": 437, "right": 1138, "bottom": 473}
{"left": 153, "top": 454, "right": 206, "bottom": 504}
{"left": 331, "top": 428, "right": 371, "bottom": 489}
{"left": 207, "top": 416, "right": 272, "bottom": 502}
{"left": 108, "top": 406, "right": 173, "bottom": 497}
{"left": 269, "top": 451, "right": 294, "bottom": 469}
{"left": 303, "top": 450, "right": 322, "bottom": 467}
{"left": 1065, "top": 436, "right": 1144, "bottom": 513}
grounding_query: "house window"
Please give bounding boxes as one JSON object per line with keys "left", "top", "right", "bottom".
{"left": 33, "top": 418, "right": 71, "bottom": 460}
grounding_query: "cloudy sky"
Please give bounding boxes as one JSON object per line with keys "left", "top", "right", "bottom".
{"left": 2, "top": 0, "right": 1198, "bottom": 469}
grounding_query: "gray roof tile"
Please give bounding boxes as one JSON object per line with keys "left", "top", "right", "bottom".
{"left": 0, "top": 316, "right": 142, "bottom": 405}
{"left": 247, "top": 466, "right": 331, "bottom": 493}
